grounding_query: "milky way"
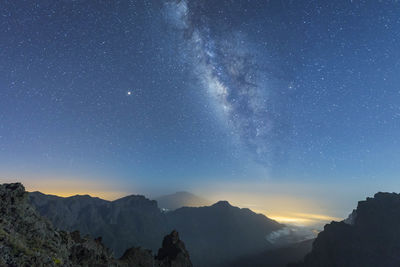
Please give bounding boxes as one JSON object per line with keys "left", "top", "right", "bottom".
{"left": 165, "top": 0, "right": 286, "bottom": 165}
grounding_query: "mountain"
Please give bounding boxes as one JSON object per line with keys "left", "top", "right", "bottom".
{"left": 29, "top": 191, "right": 168, "bottom": 257}
{"left": 29, "top": 192, "right": 283, "bottom": 266}
{"left": 0, "top": 183, "right": 192, "bottom": 267}
{"left": 227, "top": 239, "right": 314, "bottom": 267}
{"left": 155, "top": 191, "right": 211, "bottom": 211}
{"left": 165, "top": 201, "right": 283, "bottom": 266}
{"left": 292, "top": 192, "right": 400, "bottom": 267}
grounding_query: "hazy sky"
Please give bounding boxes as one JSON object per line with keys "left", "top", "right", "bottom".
{"left": 1, "top": 0, "right": 400, "bottom": 226}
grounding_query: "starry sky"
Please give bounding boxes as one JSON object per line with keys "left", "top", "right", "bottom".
{"left": 1, "top": 0, "right": 400, "bottom": 226}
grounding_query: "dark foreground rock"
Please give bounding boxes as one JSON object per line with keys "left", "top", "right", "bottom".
{"left": 156, "top": 230, "right": 192, "bottom": 267}
{"left": 292, "top": 192, "right": 400, "bottom": 267}
{"left": 0, "top": 183, "right": 192, "bottom": 267}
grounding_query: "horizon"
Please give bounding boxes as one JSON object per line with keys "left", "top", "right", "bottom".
{"left": 10, "top": 178, "right": 371, "bottom": 228}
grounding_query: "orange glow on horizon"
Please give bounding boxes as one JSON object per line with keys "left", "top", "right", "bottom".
{"left": 268, "top": 215, "right": 312, "bottom": 224}
{"left": 266, "top": 213, "right": 342, "bottom": 227}
{"left": 250, "top": 207, "right": 343, "bottom": 227}
{"left": 33, "top": 189, "right": 126, "bottom": 200}
{"left": 205, "top": 190, "right": 344, "bottom": 228}
{"left": 4, "top": 177, "right": 129, "bottom": 201}
{"left": 1, "top": 177, "right": 345, "bottom": 228}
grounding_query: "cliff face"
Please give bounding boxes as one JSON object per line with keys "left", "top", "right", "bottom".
{"left": 292, "top": 192, "right": 400, "bottom": 267}
{"left": 0, "top": 183, "right": 192, "bottom": 267}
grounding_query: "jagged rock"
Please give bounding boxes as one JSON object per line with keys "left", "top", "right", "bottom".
{"left": 156, "top": 230, "right": 193, "bottom": 267}
{"left": 292, "top": 192, "right": 400, "bottom": 267}
{"left": 118, "top": 231, "right": 193, "bottom": 267}
{"left": 0, "top": 183, "right": 71, "bottom": 267}
{"left": 0, "top": 183, "right": 192, "bottom": 267}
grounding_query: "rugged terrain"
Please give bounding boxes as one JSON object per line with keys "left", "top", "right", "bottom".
{"left": 292, "top": 192, "right": 400, "bottom": 267}
{"left": 30, "top": 191, "right": 167, "bottom": 257}
{"left": 0, "top": 183, "right": 192, "bottom": 267}
{"left": 30, "top": 191, "right": 283, "bottom": 266}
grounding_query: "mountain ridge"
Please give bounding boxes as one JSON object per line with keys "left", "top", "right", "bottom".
{"left": 29, "top": 189, "right": 283, "bottom": 266}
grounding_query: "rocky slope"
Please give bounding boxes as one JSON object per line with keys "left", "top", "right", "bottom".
{"left": 0, "top": 183, "right": 192, "bottom": 267}
{"left": 292, "top": 192, "right": 400, "bottom": 267}
{"left": 29, "top": 191, "right": 283, "bottom": 266}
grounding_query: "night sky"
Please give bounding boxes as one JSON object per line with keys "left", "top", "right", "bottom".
{"left": 1, "top": 0, "right": 400, "bottom": 226}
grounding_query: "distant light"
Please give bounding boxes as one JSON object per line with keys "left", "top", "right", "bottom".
{"left": 127, "top": 91, "right": 132, "bottom": 96}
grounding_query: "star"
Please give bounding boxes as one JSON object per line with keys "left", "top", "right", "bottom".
{"left": 127, "top": 91, "right": 132, "bottom": 96}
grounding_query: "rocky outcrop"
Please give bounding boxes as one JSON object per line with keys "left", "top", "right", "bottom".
{"left": 0, "top": 182, "right": 116, "bottom": 266}
{"left": 156, "top": 230, "right": 192, "bottom": 267}
{"left": 292, "top": 192, "right": 400, "bottom": 267}
{"left": 118, "top": 231, "right": 193, "bottom": 267}
{"left": 0, "top": 183, "right": 192, "bottom": 267}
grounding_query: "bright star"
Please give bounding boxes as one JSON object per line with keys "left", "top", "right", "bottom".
{"left": 127, "top": 91, "right": 132, "bottom": 96}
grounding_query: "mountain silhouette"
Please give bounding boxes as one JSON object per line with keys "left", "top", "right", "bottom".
{"left": 29, "top": 191, "right": 283, "bottom": 266}
{"left": 30, "top": 191, "right": 168, "bottom": 257}
{"left": 292, "top": 192, "right": 400, "bottom": 267}
{"left": 165, "top": 200, "right": 283, "bottom": 266}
